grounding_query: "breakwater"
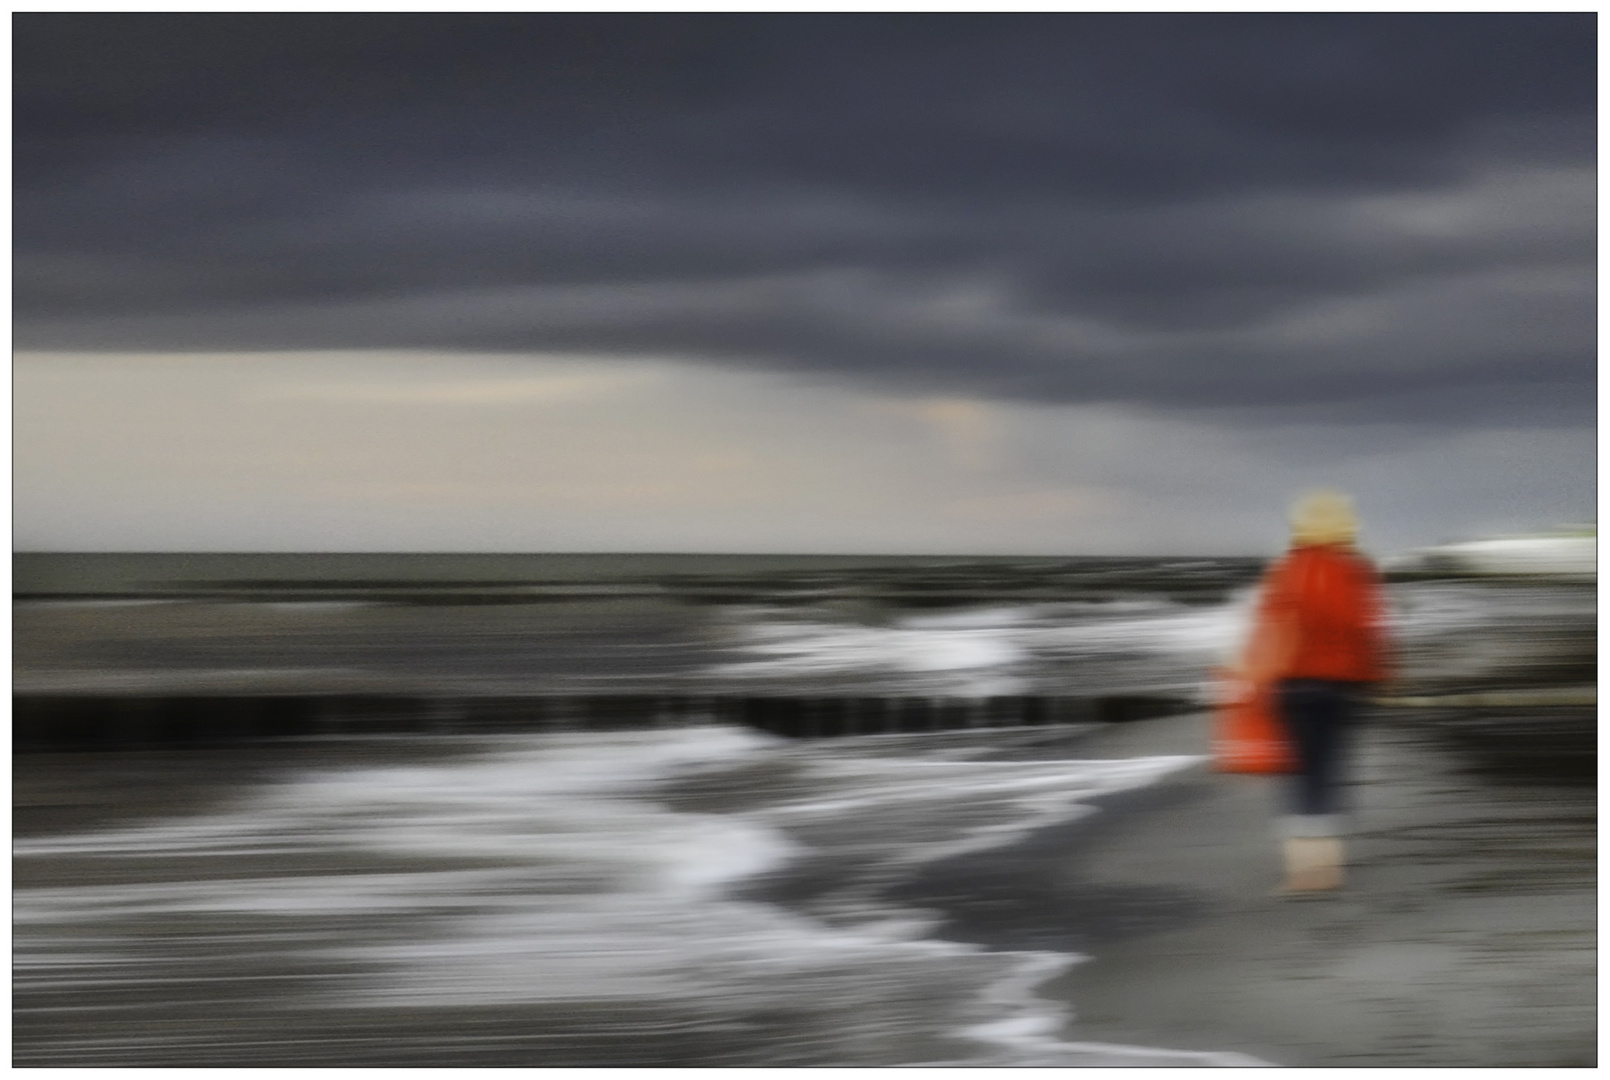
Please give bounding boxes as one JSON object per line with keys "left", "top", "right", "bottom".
{"left": 14, "top": 691, "right": 1192, "bottom": 749}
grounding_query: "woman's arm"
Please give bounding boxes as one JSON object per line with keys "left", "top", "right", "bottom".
{"left": 1236, "top": 561, "right": 1297, "bottom": 685}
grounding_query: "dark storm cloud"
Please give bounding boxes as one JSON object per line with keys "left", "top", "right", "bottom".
{"left": 14, "top": 13, "right": 1597, "bottom": 421}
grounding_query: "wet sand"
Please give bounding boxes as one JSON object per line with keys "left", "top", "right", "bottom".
{"left": 898, "top": 711, "right": 1596, "bottom": 1067}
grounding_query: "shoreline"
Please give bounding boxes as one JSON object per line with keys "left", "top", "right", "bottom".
{"left": 889, "top": 711, "right": 1595, "bottom": 1067}
{"left": 14, "top": 712, "right": 1593, "bottom": 1067}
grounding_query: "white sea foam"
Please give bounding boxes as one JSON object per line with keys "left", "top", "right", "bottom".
{"left": 899, "top": 605, "right": 1038, "bottom": 630}
{"left": 711, "top": 595, "right": 1253, "bottom": 696}
{"left": 713, "top": 621, "right": 1025, "bottom": 676}
{"left": 1028, "top": 595, "right": 1251, "bottom": 655}
{"left": 950, "top": 950, "right": 1271, "bottom": 1067}
{"left": 14, "top": 725, "right": 1264, "bottom": 1066}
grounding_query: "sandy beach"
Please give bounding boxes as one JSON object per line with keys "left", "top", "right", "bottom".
{"left": 898, "top": 710, "right": 1595, "bottom": 1068}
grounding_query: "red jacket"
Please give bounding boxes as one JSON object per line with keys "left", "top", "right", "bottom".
{"left": 1248, "top": 543, "right": 1389, "bottom": 684}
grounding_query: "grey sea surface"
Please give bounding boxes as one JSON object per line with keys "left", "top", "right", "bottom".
{"left": 12, "top": 554, "right": 1595, "bottom": 1066}
{"left": 14, "top": 553, "right": 1265, "bottom": 699}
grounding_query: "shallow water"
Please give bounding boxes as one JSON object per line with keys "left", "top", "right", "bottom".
{"left": 13, "top": 724, "right": 1280, "bottom": 1067}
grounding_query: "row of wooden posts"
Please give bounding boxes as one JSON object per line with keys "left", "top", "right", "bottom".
{"left": 13, "top": 692, "right": 1190, "bottom": 749}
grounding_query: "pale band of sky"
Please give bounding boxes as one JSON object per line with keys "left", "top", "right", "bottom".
{"left": 14, "top": 351, "right": 1593, "bottom": 556}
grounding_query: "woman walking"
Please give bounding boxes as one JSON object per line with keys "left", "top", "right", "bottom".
{"left": 1239, "top": 490, "right": 1390, "bottom": 894}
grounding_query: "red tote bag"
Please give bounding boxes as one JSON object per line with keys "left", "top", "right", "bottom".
{"left": 1212, "top": 669, "right": 1295, "bottom": 774}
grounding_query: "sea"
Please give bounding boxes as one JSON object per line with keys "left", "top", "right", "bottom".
{"left": 12, "top": 553, "right": 1595, "bottom": 1067}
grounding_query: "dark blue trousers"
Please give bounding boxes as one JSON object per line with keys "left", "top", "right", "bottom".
{"left": 1275, "top": 679, "right": 1362, "bottom": 824}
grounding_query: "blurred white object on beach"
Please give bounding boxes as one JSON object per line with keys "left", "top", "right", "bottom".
{"left": 1384, "top": 526, "right": 1595, "bottom": 578}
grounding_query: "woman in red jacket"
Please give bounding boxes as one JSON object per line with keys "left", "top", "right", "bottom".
{"left": 1240, "top": 489, "right": 1390, "bottom": 894}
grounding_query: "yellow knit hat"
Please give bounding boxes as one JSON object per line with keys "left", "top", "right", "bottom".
{"left": 1289, "top": 488, "right": 1358, "bottom": 546}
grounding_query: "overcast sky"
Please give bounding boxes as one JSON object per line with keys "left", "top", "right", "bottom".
{"left": 13, "top": 13, "right": 1596, "bottom": 554}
